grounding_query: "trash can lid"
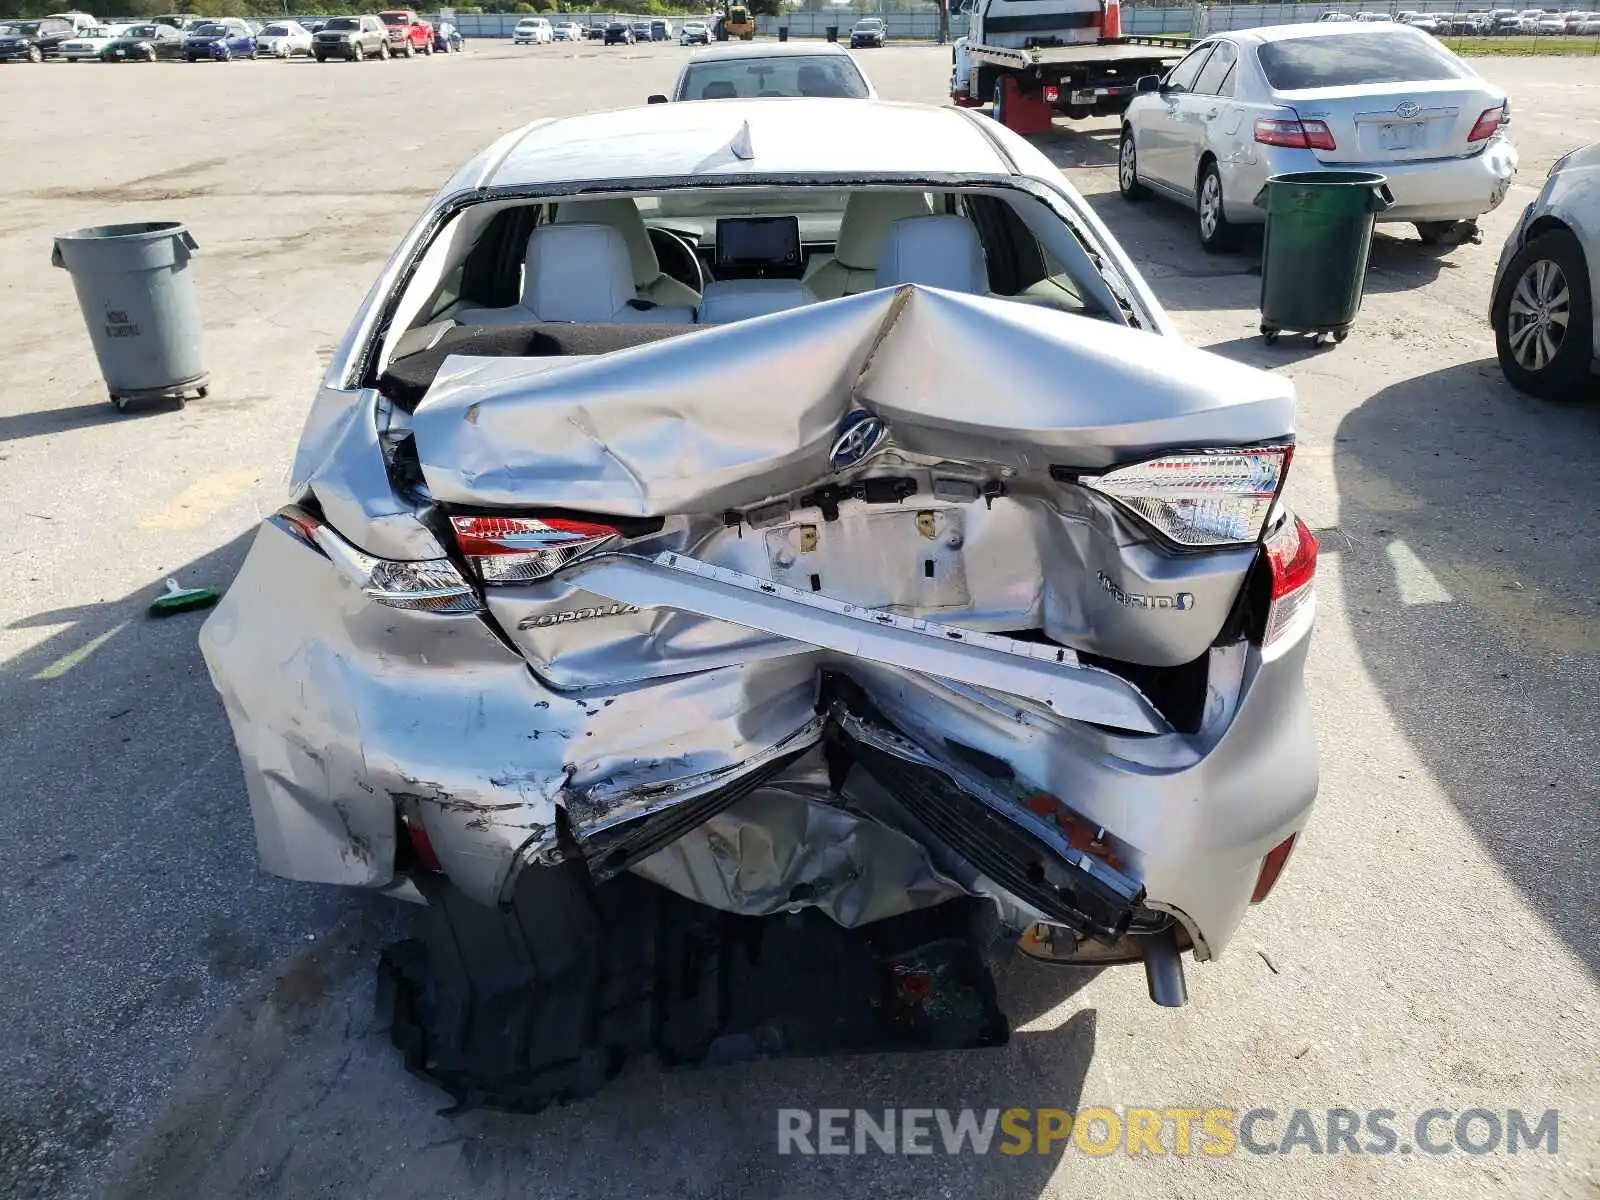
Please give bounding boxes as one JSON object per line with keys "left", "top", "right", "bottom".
{"left": 1264, "top": 171, "right": 1388, "bottom": 188}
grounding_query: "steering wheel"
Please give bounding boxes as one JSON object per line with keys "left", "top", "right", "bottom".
{"left": 648, "top": 226, "right": 706, "bottom": 296}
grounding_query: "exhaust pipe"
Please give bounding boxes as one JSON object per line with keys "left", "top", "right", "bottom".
{"left": 1142, "top": 929, "right": 1188, "bottom": 1007}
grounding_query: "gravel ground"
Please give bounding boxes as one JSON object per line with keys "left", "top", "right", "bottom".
{"left": 0, "top": 41, "right": 1594, "bottom": 1200}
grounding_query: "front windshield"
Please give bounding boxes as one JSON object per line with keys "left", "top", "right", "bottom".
{"left": 381, "top": 13, "right": 407, "bottom": 24}
{"left": 13, "top": 21, "right": 41, "bottom": 34}
{"left": 326, "top": 17, "right": 359, "bottom": 30}
{"left": 677, "top": 55, "right": 870, "bottom": 100}
{"left": 263, "top": 25, "right": 289, "bottom": 35}
{"left": 192, "top": 23, "right": 226, "bottom": 35}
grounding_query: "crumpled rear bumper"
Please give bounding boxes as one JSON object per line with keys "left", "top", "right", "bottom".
{"left": 201, "top": 518, "right": 1318, "bottom": 961}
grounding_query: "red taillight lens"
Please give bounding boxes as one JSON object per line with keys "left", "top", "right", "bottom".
{"left": 1468, "top": 103, "right": 1507, "bottom": 142}
{"left": 1250, "top": 834, "right": 1297, "bottom": 903}
{"left": 1253, "top": 117, "right": 1336, "bottom": 151}
{"left": 401, "top": 815, "right": 442, "bottom": 872}
{"left": 1262, "top": 514, "right": 1318, "bottom": 646}
{"left": 1044, "top": 84, "right": 1060, "bottom": 103}
{"left": 450, "top": 514, "right": 620, "bottom": 584}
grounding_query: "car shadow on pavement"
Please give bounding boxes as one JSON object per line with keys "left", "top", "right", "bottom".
{"left": 1071, "top": 180, "right": 1460, "bottom": 312}
{"left": 1332, "top": 358, "right": 1600, "bottom": 976}
{"left": 0, "top": 531, "right": 376, "bottom": 1200}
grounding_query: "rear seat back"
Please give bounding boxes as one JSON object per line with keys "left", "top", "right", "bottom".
{"left": 697, "top": 279, "right": 818, "bottom": 324}
{"left": 875, "top": 215, "right": 989, "bottom": 294}
{"left": 455, "top": 224, "right": 695, "bottom": 326}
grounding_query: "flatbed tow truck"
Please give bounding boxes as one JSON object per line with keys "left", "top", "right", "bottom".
{"left": 951, "top": 0, "right": 1190, "bottom": 134}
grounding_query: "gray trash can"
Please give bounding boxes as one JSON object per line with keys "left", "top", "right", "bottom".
{"left": 52, "top": 220, "right": 209, "bottom": 412}
{"left": 778, "top": 24, "right": 788, "bottom": 41}
{"left": 825, "top": 24, "right": 838, "bottom": 41}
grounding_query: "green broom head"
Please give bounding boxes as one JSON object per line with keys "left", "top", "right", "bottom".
{"left": 149, "top": 577, "right": 221, "bottom": 618}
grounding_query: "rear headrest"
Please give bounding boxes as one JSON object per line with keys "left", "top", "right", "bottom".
{"left": 697, "top": 278, "right": 818, "bottom": 324}
{"left": 875, "top": 215, "right": 989, "bottom": 294}
{"left": 553, "top": 197, "right": 659, "bottom": 289}
{"left": 523, "top": 224, "right": 636, "bottom": 321}
{"left": 700, "top": 80, "right": 738, "bottom": 99}
{"left": 834, "top": 190, "right": 936, "bottom": 270}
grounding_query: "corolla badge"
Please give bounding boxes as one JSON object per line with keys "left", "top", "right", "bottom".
{"left": 1394, "top": 100, "right": 1420, "bottom": 118}
{"left": 517, "top": 603, "right": 639, "bottom": 630}
{"left": 828, "top": 410, "right": 887, "bottom": 472}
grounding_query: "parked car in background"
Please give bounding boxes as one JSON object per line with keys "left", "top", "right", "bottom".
{"left": 254, "top": 20, "right": 313, "bottom": 57}
{"left": 1533, "top": 12, "right": 1568, "bottom": 30}
{"left": 667, "top": 42, "right": 875, "bottom": 100}
{"left": 46, "top": 11, "right": 99, "bottom": 34}
{"left": 99, "top": 21, "right": 182, "bottom": 59}
{"left": 59, "top": 22, "right": 132, "bottom": 59}
{"left": 313, "top": 15, "right": 389, "bottom": 60}
{"left": 680, "top": 19, "right": 710, "bottom": 44}
{"left": 631, "top": 20, "right": 653, "bottom": 40}
{"left": 0, "top": 17, "right": 77, "bottom": 62}
{"left": 1491, "top": 142, "right": 1597, "bottom": 400}
{"left": 1489, "top": 8, "right": 1524, "bottom": 29}
{"left": 183, "top": 18, "right": 256, "bottom": 61}
{"left": 1317, "top": 11, "right": 1355, "bottom": 21}
{"left": 1355, "top": 11, "right": 1393, "bottom": 20}
{"left": 1407, "top": 13, "right": 1446, "bottom": 31}
{"left": 850, "top": 16, "right": 887, "bottom": 45}
{"left": 649, "top": 18, "right": 673, "bottom": 40}
{"left": 1515, "top": 8, "right": 1546, "bottom": 29}
{"left": 585, "top": 19, "right": 606, "bottom": 38}
{"left": 552, "top": 20, "right": 582, "bottom": 40}
{"left": 1580, "top": 12, "right": 1600, "bottom": 30}
{"left": 1119, "top": 23, "right": 1518, "bottom": 250}
{"left": 302, "top": 17, "right": 327, "bottom": 33}
{"left": 379, "top": 9, "right": 433, "bottom": 56}
{"left": 603, "top": 19, "right": 633, "bottom": 43}
{"left": 512, "top": 16, "right": 552, "bottom": 43}
{"left": 434, "top": 19, "right": 463, "bottom": 51}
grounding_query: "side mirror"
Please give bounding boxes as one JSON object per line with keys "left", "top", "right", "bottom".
{"left": 647, "top": 93, "right": 668, "bottom": 104}
{"left": 1136, "top": 74, "right": 1162, "bottom": 94}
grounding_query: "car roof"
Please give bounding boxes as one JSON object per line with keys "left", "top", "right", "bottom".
{"left": 479, "top": 99, "right": 1011, "bottom": 190}
{"left": 686, "top": 40, "right": 851, "bottom": 62}
{"left": 1220, "top": 19, "right": 1440, "bottom": 42}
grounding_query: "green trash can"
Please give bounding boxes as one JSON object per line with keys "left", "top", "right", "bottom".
{"left": 52, "top": 220, "right": 209, "bottom": 411}
{"left": 1253, "top": 171, "right": 1393, "bottom": 345}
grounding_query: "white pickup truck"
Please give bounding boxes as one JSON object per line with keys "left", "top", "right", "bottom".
{"left": 952, "top": 0, "right": 1188, "bottom": 133}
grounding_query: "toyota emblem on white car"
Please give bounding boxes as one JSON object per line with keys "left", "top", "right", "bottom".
{"left": 1394, "top": 100, "right": 1420, "bottom": 118}
{"left": 828, "top": 410, "right": 887, "bottom": 471}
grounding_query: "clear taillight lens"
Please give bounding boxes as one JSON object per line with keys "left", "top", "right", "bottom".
{"left": 1078, "top": 447, "right": 1291, "bottom": 548}
{"left": 449, "top": 515, "right": 620, "bottom": 584}
{"left": 269, "top": 510, "right": 480, "bottom": 614}
{"left": 1262, "top": 513, "right": 1318, "bottom": 647}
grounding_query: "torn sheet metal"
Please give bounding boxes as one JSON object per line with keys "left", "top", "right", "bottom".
{"left": 409, "top": 285, "right": 1295, "bottom": 515}
{"left": 628, "top": 751, "right": 969, "bottom": 927}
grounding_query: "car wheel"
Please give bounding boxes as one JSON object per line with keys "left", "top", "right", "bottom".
{"left": 353, "top": 42, "right": 364, "bottom": 60}
{"left": 315, "top": 52, "right": 325, "bottom": 61}
{"left": 1196, "top": 160, "right": 1240, "bottom": 253}
{"left": 219, "top": 45, "right": 231, "bottom": 60}
{"left": 379, "top": 42, "right": 389, "bottom": 59}
{"left": 1414, "top": 219, "right": 1478, "bottom": 247}
{"left": 1118, "top": 128, "right": 1150, "bottom": 201}
{"left": 1492, "top": 228, "right": 1594, "bottom": 402}
{"left": 25, "top": 44, "right": 42, "bottom": 62}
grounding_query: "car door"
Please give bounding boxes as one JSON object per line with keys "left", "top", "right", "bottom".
{"left": 1170, "top": 40, "right": 1241, "bottom": 197}
{"left": 1140, "top": 43, "right": 1215, "bottom": 190}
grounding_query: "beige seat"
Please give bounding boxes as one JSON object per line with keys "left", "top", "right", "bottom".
{"left": 553, "top": 198, "right": 702, "bottom": 309}
{"left": 454, "top": 224, "right": 695, "bottom": 326}
{"left": 875, "top": 215, "right": 989, "bottom": 294}
{"left": 802, "top": 191, "right": 936, "bottom": 301}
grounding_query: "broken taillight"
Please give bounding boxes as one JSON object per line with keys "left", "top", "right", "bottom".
{"left": 449, "top": 515, "right": 620, "bottom": 584}
{"left": 1467, "top": 102, "right": 1509, "bottom": 142}
{"left": 1262, "top": 513, "right": 1318, "bottom": 647}
{"left": 1076, "top": 446, "right": 1291, "bottom": 548}
{"left": 269, "top": 509, "right": 481, "bottom": 614}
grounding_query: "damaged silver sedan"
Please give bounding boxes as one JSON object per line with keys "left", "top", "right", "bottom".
{"left": 201, "top": 98, "right": 1319, "bottom": 1107}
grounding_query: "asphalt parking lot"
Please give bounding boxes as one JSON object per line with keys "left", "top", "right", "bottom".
{"left": 0, "top": 40, "right": 1596, "bottom": 1200}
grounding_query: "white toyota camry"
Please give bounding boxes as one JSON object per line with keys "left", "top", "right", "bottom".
{"left": 1119, "top": 23, "right": 1519, "bottom": 251}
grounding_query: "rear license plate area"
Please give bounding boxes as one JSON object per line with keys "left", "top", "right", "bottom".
{"left": 764, "top": 509, "right": 971, "bottom": 611}
{"left": 1379, "top": 121, "right": 1426, "bottom": 151}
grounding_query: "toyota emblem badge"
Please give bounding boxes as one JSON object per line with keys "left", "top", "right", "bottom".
{"left": 1395, "top": 100, "right": 1420, "bottom": 118}
{"left": 828, "top": 410, "right": 888, "bottom": 472}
